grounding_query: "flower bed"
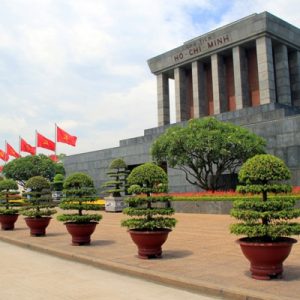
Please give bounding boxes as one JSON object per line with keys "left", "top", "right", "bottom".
{"left": 156, "top": 188, "right": 300, "bottom": 214}
{"left": 170, "top": 187, "right": 300, "bottom": 202}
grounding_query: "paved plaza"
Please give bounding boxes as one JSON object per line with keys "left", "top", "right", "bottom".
{"left": 0, "top": 211, "right": 299, "bottom": 300}
{"left": 0, "top": 241, "right": 216, "bottom": 300}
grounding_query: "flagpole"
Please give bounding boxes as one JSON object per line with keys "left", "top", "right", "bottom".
{"left": 55, "top": 123, "right": 57, "bottom": 156}
{"left": 35, "top": 130, "right": 37, "bottom": 155}
{"left": 4, "top": 140, "right": 7, "bottom": 165}
{"left": 19, "top": 136, "right": 21, "bottom": 156}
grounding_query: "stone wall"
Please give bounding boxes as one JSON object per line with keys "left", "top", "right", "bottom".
{"left": 64, "top": 104, "right": 300, "bottom": 194}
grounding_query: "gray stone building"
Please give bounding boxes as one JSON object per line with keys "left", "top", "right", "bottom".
{"left": 64, "top": 12, "right": 300, "bottom": 193}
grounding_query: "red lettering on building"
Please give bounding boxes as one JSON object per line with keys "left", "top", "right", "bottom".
{"left": 174, "top": 52, "right": 184, "bottom": 62}
{"left": 207, "top": 41, "right": 214, "bottom": 48}
{"left": 188, "top": 47, "right": 201, "bottom": 56}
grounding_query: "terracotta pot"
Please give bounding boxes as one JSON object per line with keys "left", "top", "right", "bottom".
{"left": 237, "top": 237, "right": 297, "bottom": 280}
{"left": 129, "top": 229, "right": 171, "bottom": 259}
{"left": 25, "top": 217, "right": 52, "bottom": 236}
{"left": 65, "top": 222, "right": 98, "bottom": 246}
{"left": 0, "top": 214, "right": 19, "bottom": 230}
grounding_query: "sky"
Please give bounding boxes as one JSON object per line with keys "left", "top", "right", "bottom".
{"left": 1, "top": 0, "right": 300, "bottom": 159}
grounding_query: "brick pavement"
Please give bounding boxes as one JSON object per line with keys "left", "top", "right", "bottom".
{"left": 0, "top": 211, "right": 299, "bottom": 300}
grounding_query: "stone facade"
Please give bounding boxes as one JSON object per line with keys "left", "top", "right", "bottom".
{"left": 64, "top": 103, "right": 300, "bottom": 194}
{"left": 148, "top": 12, "right": 300, "bottom": 125}
{"left": 64, "top": 12, "right": 300, "bottom": 194}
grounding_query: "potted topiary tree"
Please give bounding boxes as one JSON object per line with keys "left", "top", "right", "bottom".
{"left": 121, "top": 162, "right": 176, "bottom": 259}
{"left": 0, "top": 179, "right": 20, "bottom": 230}
{"left": 102, "top": 158, "right": 129, "bottom": 212}
{"left": 230, "top": 154, "right": 300, "bottom": 280}
{"left": 57, "top": 172, "right": 102, "bottom": 245}
{"left": 51, "top": 173, "right": 64, "bottom": 202}
{"left": 22, "top": 176, "right": 57, "bottom": 236}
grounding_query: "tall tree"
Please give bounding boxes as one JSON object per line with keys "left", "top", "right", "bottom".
{"left": 151, "top": 117, "right": 266, "bottom": 191}
{"left": 3, "top": 154, "right": 57, "bottom": 186}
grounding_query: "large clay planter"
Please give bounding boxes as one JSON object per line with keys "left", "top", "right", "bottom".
{"left": 0, "top": 214, "right": 19, "bottom": 230}
{"left": 65, "top": 222, "right": 98, "bottom": 246}
{"left": 129, "top": 229, "right": 171, "bottom": 259}
{"left": 25, "top": 217, "right": 52, "bottom": 236}
{"left": 237, "top": 237, "right": 297, "bottom": 280}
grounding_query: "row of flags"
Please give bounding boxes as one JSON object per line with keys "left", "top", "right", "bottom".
{"left": 0, "top": 125, "right": 77, "bottom": 163}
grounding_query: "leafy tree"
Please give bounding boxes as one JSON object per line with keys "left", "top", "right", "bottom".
{"left": 2, "top": 155, "right": 57, "bottom": 186}
{"left": 151, "top": 117, "right": 266, "bottom": 191}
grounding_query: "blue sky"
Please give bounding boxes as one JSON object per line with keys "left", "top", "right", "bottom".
{"left": 0, "top": 0, "right": 299, "bottom": 159}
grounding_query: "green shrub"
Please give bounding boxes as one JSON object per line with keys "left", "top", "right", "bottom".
{"left": 22, "top": 176, "right": 57, "bottom": 218}
{"left": 0, "top": 179, "right": 20, "bottom": 215}
{"left": 230, "top": 154, "right": 300, "bottom": 241}
{"left": 102, "top": 158, "right": 129, "bottom": 197}
{"left": 121, "top": 163, "right": 176, "bottom": 230}
{"left": 57, "top": 173, "right": 102, "bottom": 223}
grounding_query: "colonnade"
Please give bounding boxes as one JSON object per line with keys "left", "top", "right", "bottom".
{"left": 157, "top": 36, "right": 300, "bottom": 126}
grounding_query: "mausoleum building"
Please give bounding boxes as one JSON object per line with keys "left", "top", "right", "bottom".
{"left": 64, "top": 12, "right": 300, "bottom": 192}
{"left": 148, "top": 12, "right": 300, "bottom": 126}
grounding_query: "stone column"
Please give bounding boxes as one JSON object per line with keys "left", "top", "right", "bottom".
{"left": 274, "top": 44, "right": 292, "bottom": 105}
{"left": 211, "top": 54, "right": 227, "bottom": 114}
{"left": 174, "top": 67, "right": 188, "bottom": 122}
{"left": 192, "top": 61, "right": 207, "bottom": 118}
{"left": 289, "top": 51, "right": 300, "bottom": 107}
{"left": 256, "top": 36, "right": 276, "bottom": 104}
{"left": 233, "top": 46, "right": 250, "bottom": 109}
{"left": 157, "top": 73, "right": 170, "bottom": 126}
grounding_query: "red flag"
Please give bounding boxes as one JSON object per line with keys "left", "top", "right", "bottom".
{"left": 49, "top": 154, "right": 58, "bottom": 162}
{"left": 6, "top": 143, "right": 21, "bottom": 158}
{"left": 57, "top": 126, "right": 77, "bottom": 146}
{"left": 37, "top": 132, "right": 56, "bottom": 151}
{"left": 0, "top": 150, "right": 9, "bottom": 161}
{"left": 20, "top": 138, "right": 36, "bottom": 155}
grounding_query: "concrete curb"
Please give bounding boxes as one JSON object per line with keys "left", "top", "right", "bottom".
{"left": 0, "top": 234, "right": 290, "bottom": 300}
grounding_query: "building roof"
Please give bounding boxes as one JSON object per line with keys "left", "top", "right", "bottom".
{"left": 147, "top": 12, "right": 300, "bottom": 74}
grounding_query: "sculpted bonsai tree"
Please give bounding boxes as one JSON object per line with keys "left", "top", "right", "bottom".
{"left": 0, "top": 179, "right": 21, "bottom": 230}
{"left": 51, "top": 174, "right": 64, "bottom": 191}
{"left": 230, "top": 154, "right": 300, "bottom": 279}
{"left": 23, "top": 176, "right": 57, "bottom": 218}
{"left": 51, "top": 174, "right": 65, "bottom": 201}
{"left": 0, "top": 179, "right": 20, "bottom": 215}
{"left": 57, "top": 173, "right": 102, "bottom": 223}
{"left": 102, "top": 158, "right": 129, "bottom": 212}
{"left": 151, "top": 117, "right": 266, "bottom": 191}
{"left": 57, "top": 173, "right": 102, "bottom": 245}
{"left": 230, "top": 154, "right": 300, "bottom": 241}
{"left": 121, "top": 162, "right": 176, "bottom": 258}
{"left": 102, "top": 158, "right": 129, "bottom": 197}
{"left": 122, "top": 162, "right": 176, "bottom": 230}
{"left": 22, "top": 176, "right": 57, "bottom": 236}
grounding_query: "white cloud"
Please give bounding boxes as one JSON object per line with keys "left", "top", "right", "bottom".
{"left": 0, "top": 0, "right": 300, "bottom": 159}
